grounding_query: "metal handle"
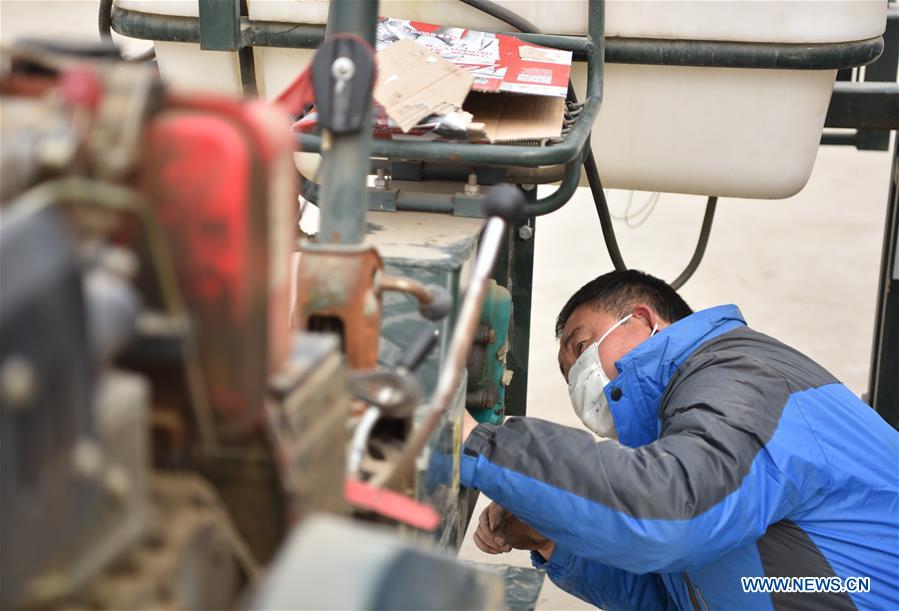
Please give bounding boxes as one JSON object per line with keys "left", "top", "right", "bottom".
{"left": 398, "top": 328, "right": 440, "bottom": 372}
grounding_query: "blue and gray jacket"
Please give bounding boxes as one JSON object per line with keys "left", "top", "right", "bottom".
{"left": 460, "top": 305, "right": 898, "bottom": 610}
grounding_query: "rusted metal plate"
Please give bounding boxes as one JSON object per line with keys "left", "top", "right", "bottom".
{"left": 292, "top": 243, "right": 383, "bottom": 369}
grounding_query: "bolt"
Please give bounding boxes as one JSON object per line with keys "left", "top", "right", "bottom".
{"left": 331, "top": 56, "right": 356, "bottom": 81}
{"left": 72, "top": 439, "right": 104, "bottom": 479}
{"left": 374, "top": 168, "right": 389, "bottom": 190}
{"left": 464, "top": 173, "right": 480, "bottom": 196}
{"left": 518, "top": 224, "right": 534, "bottom": 241}
{"left": 1, "top": 355, "right": 36, "bottom": 410}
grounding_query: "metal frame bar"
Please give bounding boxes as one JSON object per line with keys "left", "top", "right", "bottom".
{"left": 111, "top": 0, "right": 886, "bottom": 171}
{"left": 868, "top": 138, "right": 899, "bottom": 428}
{"left": 298, "top": 2, "right": 604, "bottom": 169}
{"left": 315, "top": 0, "right": 379, "bottom": 245}
{"left": 822, "top": 7, "right": 899, "bottom": 149}
{"left": 197, "top": 0, "right": 239, "bottom": 51}
{"left": 111, "top": 7, "right": 883, "bottom": 70}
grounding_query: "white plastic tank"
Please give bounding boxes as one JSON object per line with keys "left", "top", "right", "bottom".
{"left": 115, "top": 0, "right": 888, "bottom": 199}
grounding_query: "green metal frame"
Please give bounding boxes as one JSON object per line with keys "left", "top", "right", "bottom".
{"left": 111, "top": 0, "right": 605, "bottom": 171}
{"left": 110, "top": 0, "right": 886, "bottom": 211}
{"left": 822, "top": 7, "right": 899, "bottom": 150}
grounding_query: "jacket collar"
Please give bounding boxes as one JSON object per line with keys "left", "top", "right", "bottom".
{"left": 605, "top": 304, "right": 746, "bottom": 447}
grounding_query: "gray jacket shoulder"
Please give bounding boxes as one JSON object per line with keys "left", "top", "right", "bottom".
{"left": 660, "top": 327, "right": 838, "bottom": 438}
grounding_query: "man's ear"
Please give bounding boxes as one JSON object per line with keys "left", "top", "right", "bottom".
{"left": 632, "top": 304, "right": 664, "bottom": 332}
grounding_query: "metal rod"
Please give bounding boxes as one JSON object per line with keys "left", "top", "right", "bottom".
{"left": 376, "top": 273, "right": 434, "bottom": 305}
{"left": 316, "top": 0, "right": 379, "bottom": 245}
{"left": 324, "top": 0, "right": 378, "bottom": 46}
{"left": 348, "top": 406, "right": 381, "bottom": 475}
{"left": 525, "top": 149, "right": 585, "bottom": 216}
{"left": 379, "top": 216, "right": 508, "bottom": 491}
{"left": 867, "top": 139, "right": 899, "bottom": 427}
{"left": 110, "top": 8, "right": 885, "bottom": 71}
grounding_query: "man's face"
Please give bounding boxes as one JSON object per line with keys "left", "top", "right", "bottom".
{"left": 558, "top": 304, "right": 665, "bottom": 381}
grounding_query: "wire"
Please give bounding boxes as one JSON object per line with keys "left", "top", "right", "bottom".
{"left": 613, "top": 191, "right": 661, "bottom": 227}
{"left": 458, "top": 0, "right": 719, "bottom": 288}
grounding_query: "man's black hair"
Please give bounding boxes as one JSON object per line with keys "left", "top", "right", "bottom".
{"left": 555, "top": 270, "right": 694, "bottom": 338}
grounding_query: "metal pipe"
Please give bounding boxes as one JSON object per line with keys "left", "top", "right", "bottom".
{"left": 369, "top": 159, "right": 568, "bottom": 184}
{"left": 379, "top": 216, "right": 508, "bottom": 491}
{"left": 525, "top": 150, "right": 585, "bottom": 216}
{"left": 324, "top": 0, "right": 378, "bottom": 46}
{"left": 348, "top": 406, "right": 381, "bottom": 475}
{"left": 109, "top": 8, "right": 884, "bottom": 70}
{"left": 299, "top": 97, "right": 600, "bottom": 168}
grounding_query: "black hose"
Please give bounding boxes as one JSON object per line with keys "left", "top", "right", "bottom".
{"left": 98, "top": 0, "right": 113, "bottom": 40}
{"left": 459, "top": 0, "right": 541, "bottom": 33}
{"left": 460, "top": 0, "right": 718, "bottom": 288}
{"left": 584, "top": 149, "right": 627, "bottom": 270}
{"left": 671, "top": 197, "right": 717, "bottom": 290}
{"left": 98, "top": 0, "right": 156, "bottom": 62}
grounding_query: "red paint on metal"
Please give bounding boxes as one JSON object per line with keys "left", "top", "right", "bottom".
{"left": 60, "top": 66, "right": 102, "bottom": 111}
{"left": 344, "top": 479, "right": 440, "bottom": 531}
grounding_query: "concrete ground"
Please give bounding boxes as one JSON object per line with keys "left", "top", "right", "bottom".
{"left": 3, "top": 2, "right": 894, "bottom": 609}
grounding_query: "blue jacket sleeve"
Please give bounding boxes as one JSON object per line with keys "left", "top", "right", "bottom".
{"left": 460, "top": 358, "right": 826, "bottom": 573}
{"left": 531, "top": 545, "right": 675, "bottom": 610}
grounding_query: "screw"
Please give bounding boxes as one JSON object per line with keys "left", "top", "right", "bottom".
{"left": 464, "top": 173, "right": 480, "bottom": 196}
{"left": 1, "top": 355, "right": 36, "bottom": 410}
{"left": 331, "top": 56, "right": 356, "bottom": 81}
{"left": 518, "top": 224, "right": 534, "bottom": 241}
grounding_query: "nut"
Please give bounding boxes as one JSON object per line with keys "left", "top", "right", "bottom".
{"left": 464, "top": 173, "right": 480, "bottom": 196}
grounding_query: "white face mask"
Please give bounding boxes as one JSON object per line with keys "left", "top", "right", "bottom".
{"left": 567, "top": 314, "right": 657, "bottom": 438}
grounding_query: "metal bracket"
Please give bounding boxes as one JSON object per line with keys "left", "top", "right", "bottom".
{"left": 198, "top": 0, "right": 240, "bottom": 52}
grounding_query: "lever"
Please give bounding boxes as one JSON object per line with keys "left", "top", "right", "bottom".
{"left": 376, "top": 274, "right": 452, "bottom": 321}
{"left": 397, "top": 328, "right": 439, "bottom": 372}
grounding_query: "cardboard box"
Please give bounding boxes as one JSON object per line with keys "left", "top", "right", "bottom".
{"left": 374, "top": 17, "right": 572, "bottom": 144}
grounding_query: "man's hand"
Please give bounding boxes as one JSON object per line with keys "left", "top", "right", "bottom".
{"left": 473, "top": 502, "right": 554, "bottom": 560}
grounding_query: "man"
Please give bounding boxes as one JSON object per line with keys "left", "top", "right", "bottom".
{"left": 460, "top": 270, "right": 898, "bottom": 610}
